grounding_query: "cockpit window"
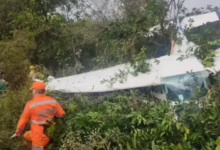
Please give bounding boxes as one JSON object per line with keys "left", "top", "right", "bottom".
{"left": 161, "top": 71, "right": 210, "bottom": 101}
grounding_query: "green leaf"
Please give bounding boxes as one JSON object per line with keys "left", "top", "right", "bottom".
{"left": 216, "top": 145, "right": 220, "bottom": 150}
{"left": 127, "top": 143, "right": 132, "bottom": 150}
{"left": 216, "top": 137, "right": 220, "bottom": 145}
{"left": 176, "top": 122, "right": 181, "bottom": 130}
{"left": 152, "top": 140, "right": 157, "bottom": 150}
{"left": 132, "top": 133, "right": 137, "bottom": 149}
{"left": 162, "top": 119, "right": 166, "bottom": 126}
{"left": 184, "top": 126, "right": 190, "bottom": 134}
{"left": 70, "top": 104, "right": 77, "bottom": 112}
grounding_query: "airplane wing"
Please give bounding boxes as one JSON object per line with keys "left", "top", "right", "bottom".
{"left": 46, "top": 52, "right": 218, "bottom": 93}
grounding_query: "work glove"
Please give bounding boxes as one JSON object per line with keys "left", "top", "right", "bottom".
{"left": 10, "top": 133, "right": 19, "bottom": 139}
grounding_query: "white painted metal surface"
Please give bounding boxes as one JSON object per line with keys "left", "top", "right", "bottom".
{"left": 173, "top": 12, "right": 220, "bottom": 54}
{"left": 46, "top": 51, "right": 220, "bottom": 93}
{"left": 180, "top": 12, "right": 219, "bottom": 30}
{"left": 46, "top": 58, "right": 161, "bottom": 93}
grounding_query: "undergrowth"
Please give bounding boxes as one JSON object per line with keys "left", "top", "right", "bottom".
{"left": 0, "top": 81, "right": 32, "bottom": 150}
{"left": 0, "top": 77, "right": 220, "bottom": 150}
{"left": 50, "top": 76, "right": 220, "bottom": 150}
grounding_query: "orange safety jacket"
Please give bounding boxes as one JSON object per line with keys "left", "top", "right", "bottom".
{"left": 16, "top": 95, "right": 65, "bottom": 140}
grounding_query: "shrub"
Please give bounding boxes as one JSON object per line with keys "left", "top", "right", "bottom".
{"left": 0, "top": 77, "right": 220, "bottom": 150}
{"left": 45, "top": 77, "right": 220, "bottom": 150}
{"left": 0, "top": 30, "right": 35, "bottom": 89}
{"left": 0, "top": 81, "right": 32, "bottom": 150}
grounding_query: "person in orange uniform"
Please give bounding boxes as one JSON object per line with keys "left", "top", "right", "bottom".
{"left": 10, "top": 81, "right": 65, "bottom": 150}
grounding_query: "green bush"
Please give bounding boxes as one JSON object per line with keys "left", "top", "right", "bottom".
{"left": 0, "top": 77, "right": 220, "bottom": 150}
{"left": 0, "top": 30, "right": 35, "bottom": 89}
{"left": 43, "top": 77, "right": 220, "bottom": 150}
{"left": 0, "top": 81, "right": 32, "bottom": 150}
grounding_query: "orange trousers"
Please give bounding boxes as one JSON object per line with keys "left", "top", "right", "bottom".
{"left": 23, "top": 131, "right": 50, "bottom": 150}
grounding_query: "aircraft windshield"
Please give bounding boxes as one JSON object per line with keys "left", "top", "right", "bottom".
{"left": 161, "top": 71, "right": 210, "bottom": 101}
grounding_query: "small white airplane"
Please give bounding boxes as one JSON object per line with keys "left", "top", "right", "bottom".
{"left": 46, "top": 12, "right": 220, "bottom": 101}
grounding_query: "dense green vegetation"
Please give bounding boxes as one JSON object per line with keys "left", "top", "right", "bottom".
{"left": 1, "top": 76, "right": 220, "bottom": 150}
{"left": 50, "top": 78, "right": 220, "bottom": 150}
{"left": 1, "top": 0, "right": 220, "bottom": 149}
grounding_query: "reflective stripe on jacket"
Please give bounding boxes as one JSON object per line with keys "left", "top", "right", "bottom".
{"left": 16, "top": 95, "right": 65, "bottom": 140}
